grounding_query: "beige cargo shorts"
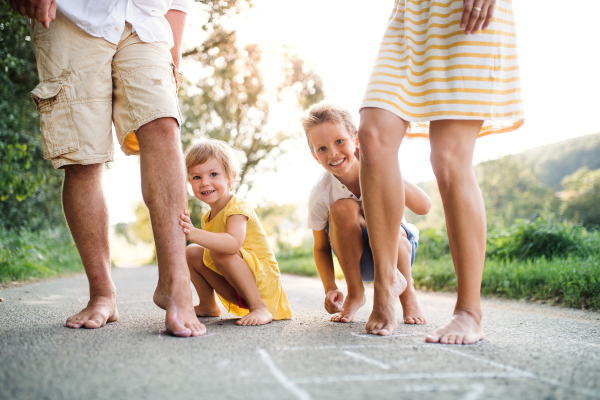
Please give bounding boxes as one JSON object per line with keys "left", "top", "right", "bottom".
{"left": 30, "top": 11, "right": 183, "bottom": 169}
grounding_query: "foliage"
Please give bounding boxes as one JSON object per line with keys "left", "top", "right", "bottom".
{"left": 0, "top": 4, "right": 65, "bottom": 230}
{"left": 486, "top": 214, "right": 600, "bottom": 261}
{"left": 412, "top": 254, "right": 600, "bottom": 310}
{"left": 180, "top": 0, "right": 324, "bottom": 190}
{"left": 414, "top": 227, "right": 450, "bottom": 260}
{"left": 560, "top": 167, "right": 600, "bottom": 227}
{"left": 0, "top": 227, "right": 82, "bottom": 283}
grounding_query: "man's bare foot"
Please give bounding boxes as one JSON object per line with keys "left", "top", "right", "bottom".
{"left": 426, "top": 310, "right": 483, "bottom": 345}
{"left": 331, "top": 294, "right": 366, "bottom": 323}
{"left": 154, "top": 279, "right": 206, "bottom": 337}
{"left": 365, "top": 268, "right": 407, "bottom": 336}
{"left": 400, "top": 286, "right": 426, "bottom": 325}
{"left": 66, "top": 294, "right": 119, "bottom": 329}
{"left": 194, "top": 303, "right": 221, "bottom": 317}
{"left": 236, "top": 307, "right": 273, "bottom": 326}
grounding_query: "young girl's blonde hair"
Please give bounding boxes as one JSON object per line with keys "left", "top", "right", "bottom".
{"left": 185, "top": 139, "right": 241, "bottom": 190}
{"left": 301, "top": 102, "right": 358, "bottom": 152}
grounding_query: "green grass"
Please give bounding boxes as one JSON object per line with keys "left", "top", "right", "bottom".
{"left": 412, "top": 254, "right": 600, "bottom": 310}
{"left": 0, "top": 227, "right": 83, "bottom": 283}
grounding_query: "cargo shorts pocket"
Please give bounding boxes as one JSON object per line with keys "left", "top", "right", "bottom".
{"left": 30, "top": 76, "right": 79, "bottom": 160}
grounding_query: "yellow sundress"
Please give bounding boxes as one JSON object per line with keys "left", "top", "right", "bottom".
{"left": 362, "top": 0, "right": 525, "bottom": 138}
{"left": 201, "top": 196, "right": 292, "bottom": 320}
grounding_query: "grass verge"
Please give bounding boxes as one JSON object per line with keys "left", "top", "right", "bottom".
{"left": 0, "top": 227, "right": 83, "bottom": 283}
{"left": 412, "top": 254, "right": 600, "bottom": 310}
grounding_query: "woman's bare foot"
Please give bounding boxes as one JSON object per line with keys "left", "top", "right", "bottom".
{"left": 66, "top": 294, "right": 119, "bottom": 329}
{"left": 399, "top": 286, "right": 426, "bottom": 325}
{"left": 237, "top": 307, "right": 273, "bottom": 326}
{"left": 154, "top": 279, "right": 206, "bottom": 337}
{"left": 426, "top": 310, "right": 483, "bottom": 345}
{"left": 331, "top": 294, "right": 366, "bottom": 323}
{"left": 366, "top": 268, "right": 407, "bottom": 336}
{"left": 194, "top": 303, "right": 221, "bottom": 317}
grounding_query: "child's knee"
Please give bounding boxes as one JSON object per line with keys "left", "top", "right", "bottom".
{"left": 185, "top": 244, "right": 204, "bottom": 266}
{"left": 330, "top": 199, "right": 362, "bottom": 228}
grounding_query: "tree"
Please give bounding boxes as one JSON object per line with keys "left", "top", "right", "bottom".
{"left": 561, "top": 167, "right": 600, "bottom": 227}
{"left": 179, "top": 1, "right": 324, "bottom": 191}
{"left": 0, "top": 4, "right": 64, "bottom": 230}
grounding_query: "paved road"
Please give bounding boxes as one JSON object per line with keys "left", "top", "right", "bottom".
{"left": 1, "top": 265, "right": 599, "bottom": 400}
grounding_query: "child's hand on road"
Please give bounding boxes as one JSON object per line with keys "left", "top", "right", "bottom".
{"left": 324, "top": 289, "right": 344, "bottom": 314}
{"left": 180, "top": 210, "right": 196, "bottom": 238}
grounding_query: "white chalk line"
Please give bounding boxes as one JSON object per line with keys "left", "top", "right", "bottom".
{"left": 435, "top": 346, "right": 600, "bottom": 398}
{"left": 463, "top": 383, "right": 486, "bottom": 400}
{"left": 291, "top": 371, "right": 523, "bottom": 384}
{"left": 257, "top": 349, "right": 313, "bottom": 400}
{"left": 351, "top": 331, "right": 425, "bottom": 339}
{"left": 343, "top": 351, "right": 391, "bottom": 370}
{"left": 272, "top": 344, "right": 398, "bottom": 351}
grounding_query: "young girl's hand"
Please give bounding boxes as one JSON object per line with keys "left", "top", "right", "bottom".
{"left": 180, "top": 210, "right": 196, "bottom": 238}
{"left": 324, "top": 289, "right": 344, "bottom": 314}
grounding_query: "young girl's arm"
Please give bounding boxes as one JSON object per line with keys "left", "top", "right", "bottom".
{"left": 404, "top": 179, "right": 432, "bottom": 215}
{"left": 313, "top": 229, "right": 343, "bottom": 313}
{"left": 180, "top": 211, "right": 247, "bottom": 255}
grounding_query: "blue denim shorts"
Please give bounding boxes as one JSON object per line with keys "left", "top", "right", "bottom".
{"left": 326, "top": 222, "right": 418, "bottom": 282}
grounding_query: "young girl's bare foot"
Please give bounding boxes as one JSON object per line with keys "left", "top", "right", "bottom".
{"left": 237, "top": 307, "right": 273, "bottom": 326}
{"left": 154, "top": 279, "right": 206, "bottom": 337}
{"left": 399, "top": 284, "right": 426, "bottom": 324}
{"left": 426, "top": 310, "right": 483, "bottom": 344}
{"left": 331, "top": 294, "right": 366, "bottom": 323}
{"left": 66, "top": 294, "right": 119, "bottom": 329}
{"left": 366, "top": 268, "right": 407, "bottom": 336}
{"left": 194, "top": 303, "right": 221, "bottom": 317}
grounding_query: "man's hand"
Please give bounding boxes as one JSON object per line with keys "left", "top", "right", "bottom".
{"left": 10, "top": 0, "right": 56, "bottom": 29}
{"left": 179, "top": 210, "right": 197, "bottom": 239}
{"left": 324, "top": 289, "right": 344, "bottom": 314}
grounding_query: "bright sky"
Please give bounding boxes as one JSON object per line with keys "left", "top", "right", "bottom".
{"left": 103, "top": 0, "right": 600, "bottom": 224}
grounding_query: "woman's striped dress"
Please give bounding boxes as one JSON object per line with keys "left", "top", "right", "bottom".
{"left": 361, "top": 0, "right": 525, "bottom": 138}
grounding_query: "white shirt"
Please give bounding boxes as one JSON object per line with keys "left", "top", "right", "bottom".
{"left": 307, "top": 171, "right": 417, "bottom": 241}
{"left": 57, "top": 0, "right": 190, "bottom": 48}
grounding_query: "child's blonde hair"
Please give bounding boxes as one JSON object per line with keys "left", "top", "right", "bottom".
{"left": 185, "top": 139, "right": 241, "bottom": 190}
{"left": 301, "top": 102, "right": 358, "bottom": 152}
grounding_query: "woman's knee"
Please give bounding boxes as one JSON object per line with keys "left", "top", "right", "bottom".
{"left": 430, "top": 149, "right": 472, "bottom": 190}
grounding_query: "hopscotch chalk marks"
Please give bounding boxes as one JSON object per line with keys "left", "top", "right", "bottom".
{"left": 258, "top": 342, "right": 600, "bottom": 400}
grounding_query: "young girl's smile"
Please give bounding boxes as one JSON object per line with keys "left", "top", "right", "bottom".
{"left": 308, "top": 122, "right": 359, "bottom": 179}
{"left": 189, "top": 158, "right": 233, "bottom": 211}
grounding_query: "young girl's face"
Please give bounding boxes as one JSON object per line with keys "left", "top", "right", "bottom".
{"left": 188, "top": 158, "right": 232, "bottom": 208}
{"left": 308, "top": 122, "right": 359, "bottom": 178}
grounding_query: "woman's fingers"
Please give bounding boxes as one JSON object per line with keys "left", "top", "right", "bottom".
{"left": 460, "top": 0, "right": 475, "bottom": 29}
{"left": 462, "top": 0, "right": 495, "bottom": 34}
{"left": 482, "top": 1, "right": 495, "bottom": 31}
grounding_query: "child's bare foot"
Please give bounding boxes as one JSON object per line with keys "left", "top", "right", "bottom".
{"left": 154, "top": 278, "right": 206, "bottom": 337}
{"left": 366, "top": 268, "right": 407, "bottom": 336}
{"left": 66, "top": 294, "right": 119, "bottom": 329}
{"left": 194, "top": 303, "right": 221, "bottom": 317}
{"left": 331, "top": 294, "right": 366, "bottom": 323}
{"left": 426, "top": 310, "right": 483, "bottom": 345}
{"left": 399, "top": 285, "right": 426, "bottom": 324}
{"left": 237, "top": 307, "right": 273, "bottom": 326}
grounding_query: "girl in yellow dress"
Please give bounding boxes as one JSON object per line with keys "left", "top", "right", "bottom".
{"left": 180, "top": 139, "right": 292, "bottom": 326}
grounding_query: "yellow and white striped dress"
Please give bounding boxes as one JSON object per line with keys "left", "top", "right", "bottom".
{"left": 361, "top": 0, "right": 524, "bottom": 138}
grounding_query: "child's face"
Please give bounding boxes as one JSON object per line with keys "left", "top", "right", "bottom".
{"left": 188, "top": 158, "right": 232, "bottom": 208}
{"left": 308, "top": 122, "right": 359, "bottom": 178}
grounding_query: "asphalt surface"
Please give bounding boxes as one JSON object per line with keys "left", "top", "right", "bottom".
{"left": 1, "top": 265, "right": 599, "bottom": 400}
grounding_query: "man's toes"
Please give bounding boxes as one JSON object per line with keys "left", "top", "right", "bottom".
{"left": 84, "top": 318, "right": 103, "bottom": 329}
{"left": 405, "top": 317, "right": 415, "bottom": 324}
{"left": 425, "top": 332, "right": 442, "bottom": 343}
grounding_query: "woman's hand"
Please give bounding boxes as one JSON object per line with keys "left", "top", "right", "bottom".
{"left": 324, "top": 289, "right": 344, "bottom": 314}
{"left": 461, "top": 0, "right": 496, "bottom": 35}
{"left": 180, "top": 210, "right": 197, "bottom": 238}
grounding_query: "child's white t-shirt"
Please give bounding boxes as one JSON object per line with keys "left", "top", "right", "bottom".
{"left": 307, "top": 171, "right": 418, "bottom": 241}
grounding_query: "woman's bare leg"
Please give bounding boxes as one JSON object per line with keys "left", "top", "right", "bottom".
{"left": 426, "top": 119, "right": 485, "bottom": 345}
{"left": 358, "top": 108, "right": 410, "bottom": 336}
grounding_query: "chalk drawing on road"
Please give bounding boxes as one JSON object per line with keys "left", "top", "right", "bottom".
{"left": 259, "top": 343, "right": 600, "bottom": 400}
{"left": 351, "top": 331, "right": 424, "bottom": 339}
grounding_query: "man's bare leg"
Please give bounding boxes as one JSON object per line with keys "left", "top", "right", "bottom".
{"left": 328, "top": 199, "right": 366, "bottom": 323}
{"left": 358, "top": 108, "right": 410, "bottom": 336}
{"left": 136, "top": 117, "right": 204, "bottom": 337}
{"left": 63, "top": 164, "right": 118, "bottom": 329}
{"left": 426, "top": 120, "right": 485, "bottom": 345}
